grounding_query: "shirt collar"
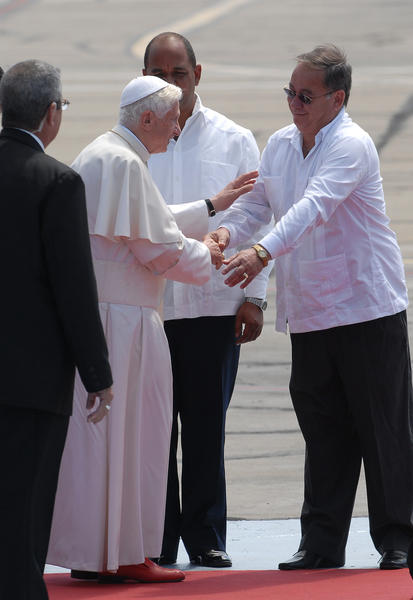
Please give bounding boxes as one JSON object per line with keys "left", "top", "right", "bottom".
{"left": 315, "top": 107, "right": 346, "bottom": 143}
{"left": 191, "top": 93, "right": 202, "bottom": 116}
{"left": 184, "top": 93, "right": 206, "bottom": 126}
{"left": 112, "top": 123, "right": 151, "bottom": 163}
{"left": 15, "top": 128, "right": 45, "bottom": 151}
{"left": 168, "top": 94, "right": 206, "bottom": 148}
{"left": 289, "top": 107, "right": 346, "bottom": 150}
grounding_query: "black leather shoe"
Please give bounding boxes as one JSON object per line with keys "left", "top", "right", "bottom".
{"left": 278, "top": 550, "right": 344, "bottom": 570}
{"left": 190, "top": 549, "right": 232, "bottom": 568}
{"left": 379, "top": 550, "right": 408, "bottom": 570}
{"left": 71, "top": 569, "right": 98, "bottom": 580}
{"left": 158, "top": 555, "right": 177, "bottom": 565}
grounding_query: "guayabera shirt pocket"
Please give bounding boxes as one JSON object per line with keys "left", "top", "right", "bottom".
{"left": 298, "top": 253, "right": 353, "bottom": 309}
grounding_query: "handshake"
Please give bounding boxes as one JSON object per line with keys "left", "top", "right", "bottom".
{"left": 203, "top": 228, "right": 270, "bottom": 289}
{"left": 200, "top": 169, "right": 271, "bottom": 289}
{"left": 200, "top": 169, "right": 257, "bottom": 267}
{"left": 203, "top": 228, "right": 230, "bottom": 270}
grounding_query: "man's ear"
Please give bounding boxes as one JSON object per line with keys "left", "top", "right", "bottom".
{"left": 194, "top": 64, "right": 202, "bottom": 86}
{"left": 45, "top": 102, "right": 58, "bottom": 127}
{"left": 38, "top": 102, "right": 61, "bottom": 147}
{"left": 333, "top": 89, "right": 346, "bottom": 111}
{"left": 140, "top": 109, "right": 153, "bottom": 131}
{"left": 142, "top": 68, "right": 146, "bottom": 76}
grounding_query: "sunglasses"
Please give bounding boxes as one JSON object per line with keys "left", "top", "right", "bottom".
{"left": 283, "top": 87, "right": 334, "bottom": 105}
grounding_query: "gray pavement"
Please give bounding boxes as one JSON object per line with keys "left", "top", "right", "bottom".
{"left": 46, "top": 517, "right": 380, "bottom": 572}
{"left": 1, "top": 0, "right": 412, "bottom": 530}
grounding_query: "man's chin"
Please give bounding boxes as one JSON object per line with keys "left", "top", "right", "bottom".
{"left": 292, "top": 114, "right": 307, "bottom": 130}
{"left": 293, "top": 113, "right": 306, "bottom": 122}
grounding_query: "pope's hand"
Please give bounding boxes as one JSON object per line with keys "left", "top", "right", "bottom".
{"left": 210, "top": 170, "right": 258, "bottom": 213}
{"left": 205, "top": 227, "right": 230, "bottom": 251}
{"left": 203, "top": 236, "right": 225, "bottom": 269}
{"left": 86, "top": 387, "right": 113, "bottom": 424}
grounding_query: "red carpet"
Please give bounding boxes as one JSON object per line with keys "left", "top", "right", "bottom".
{"left": 46, "top": 569, "right": 413, "bottom": 599}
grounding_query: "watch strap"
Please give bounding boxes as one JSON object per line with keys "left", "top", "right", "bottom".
{"left": 205, "top": 198, "right": 216, "bottom": 217}
{"left": 244, "top": 296, "right": 267, "bottom": 311}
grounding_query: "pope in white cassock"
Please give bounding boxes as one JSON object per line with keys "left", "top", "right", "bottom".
{"left": 47, "top": 76, "right": 257, "bottom": 583}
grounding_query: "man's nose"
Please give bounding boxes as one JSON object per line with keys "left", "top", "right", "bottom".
{"left": 290, "top": 93, "right": 304, "bottom": 107}
{"left": 164, "top": 74, "right": 176, "bottom": 85}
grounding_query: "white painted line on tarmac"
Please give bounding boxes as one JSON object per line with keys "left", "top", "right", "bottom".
{"left": 0, "top": 0, "right": 30, "bottom": 14}
{"left": 130, "top": 0, "right": 258, "bottom": 59}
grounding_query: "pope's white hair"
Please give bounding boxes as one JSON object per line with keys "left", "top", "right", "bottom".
{"left": 119, "top": 83, "right": 182, "bottom": 126}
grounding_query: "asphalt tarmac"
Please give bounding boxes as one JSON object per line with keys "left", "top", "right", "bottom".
{"left": 1, "top": 0, "right": 412, "bottom": 526}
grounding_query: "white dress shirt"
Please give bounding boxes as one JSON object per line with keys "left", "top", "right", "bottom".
{"left": 149, "top": 95, "right": 273, "bottom": 321}
{"left": 221, "top": 108, "right": 408, "bottom": 333}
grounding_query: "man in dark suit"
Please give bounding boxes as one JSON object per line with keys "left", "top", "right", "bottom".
{"left": 0, "top": 60, "right": 113, "bottom": 600}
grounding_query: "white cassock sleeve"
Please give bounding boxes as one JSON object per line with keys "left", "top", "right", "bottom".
{"left": 169, "top": 200, "right": 208, "bottom": 241}
{"left": 126, "top": 233, "right": 210, "bottom": 285}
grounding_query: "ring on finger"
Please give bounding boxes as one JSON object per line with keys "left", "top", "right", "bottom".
{"left": 105, "top": 404, "right": 111, "bottom": 411}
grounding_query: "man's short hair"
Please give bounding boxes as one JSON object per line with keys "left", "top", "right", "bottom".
{"left": 119, "top": 83, "right": 182, "bottom": 127}
{"left": 0, "top": 59, "right": 61, "bottom": 130}
{"left": 296, "top": 44, "right": 352, "bottom": 106}
{"left": 143, "top": 32, "right": 197, "bottom": 69}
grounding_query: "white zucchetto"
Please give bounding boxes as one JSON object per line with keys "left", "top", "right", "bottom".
{"left": 120, "top": 76, "right": 169, "bottom": 108}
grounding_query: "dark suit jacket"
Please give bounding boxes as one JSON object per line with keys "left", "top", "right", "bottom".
{"left": 0, "top": 127, "right": 112, "bottom": 415}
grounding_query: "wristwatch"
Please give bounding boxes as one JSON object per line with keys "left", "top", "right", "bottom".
{"left": 205, "top": 198, "right": 216, "bottom": 217}
{"left": 252, "top": 243, "right": 271, "bottom": 267}
{"left": 244, "top": 297, "right": 267, "bottom": 311}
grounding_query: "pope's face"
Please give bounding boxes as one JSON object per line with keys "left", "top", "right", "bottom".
{"left": 287, "top": 63, "right": 341, "bottom": 140}
{"left": 150, "top": 101, "right": 181, "bottom": 153}
{"left": 143, "top": 37, "right": 201, "bottom": 118}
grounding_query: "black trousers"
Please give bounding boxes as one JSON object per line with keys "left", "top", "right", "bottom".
{"left": 162, "top": 316, "right": 240, "bottom": 559}
{"left": 290, "top": 311, "right": 413, "bottom": 564}
{"left": 0, "top": 405, "right": 69, "bottom": 600}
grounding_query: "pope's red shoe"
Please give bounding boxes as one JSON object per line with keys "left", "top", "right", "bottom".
{"left": 99, "top": 558, "right": 185, "bottom": 583}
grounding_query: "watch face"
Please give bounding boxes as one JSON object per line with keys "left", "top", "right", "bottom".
{"left": 253, "top": 244, "right": 268, "bottom": 264}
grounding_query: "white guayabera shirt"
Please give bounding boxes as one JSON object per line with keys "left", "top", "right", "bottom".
{"left": 221, "top": 109, "right": 408, "bottom": 333}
